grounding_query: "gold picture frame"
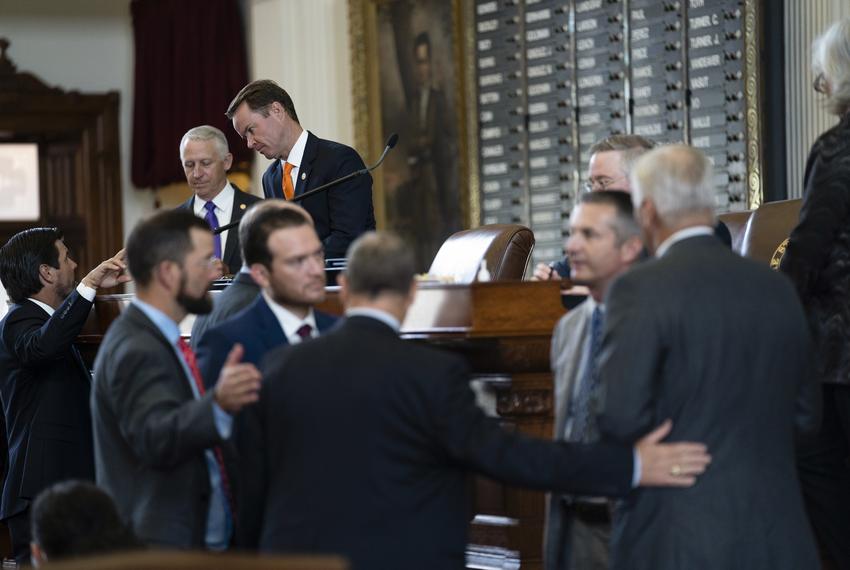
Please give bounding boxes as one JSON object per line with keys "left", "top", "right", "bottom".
{"left": 349, "top": 0, "right": 479, "bottom": 266}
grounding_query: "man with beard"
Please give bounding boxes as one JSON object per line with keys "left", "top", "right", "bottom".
{"left": 0, "top": 229, "right": 128, "bottom": 564}
{"left": 195, "top": 204, "right": 336, "bottom": 387}
{"left": 91, "top": 210, "right": 261, "bottom": 549}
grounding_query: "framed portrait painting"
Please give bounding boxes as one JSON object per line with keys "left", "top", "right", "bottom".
{"left": 350, "top": 0, "right": 478, "bottom": 270}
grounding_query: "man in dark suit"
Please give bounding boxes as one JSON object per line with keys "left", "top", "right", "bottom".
{"left": 195, "top": 204, "right": 336, "bottom": 385}
{"left": 91, "top": 211, "right": 261, "bottom": 549}
{"left": 241, "top": 231, "right": 711, "bottom": 569}
{"left": 226, "top": 79, "right": 376, "bottom": 260}
{"left": 190, "top": 200, "right": 308, "bottom": 347}
{"left": 0, "top": 228, "right": 128, "bottom": 564}
{"left": 532, "top": 135, "right": 731, "bottom": 281}
{"left": 176, "top": 125, "right": 261, "bottom": 275}
{"left": 599, "top": 145, "right": 821, "bottom": 569}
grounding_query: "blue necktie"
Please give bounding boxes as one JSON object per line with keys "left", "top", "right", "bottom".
{"left": 203, "top": 201, "right": 222, "bottom": 259}
{"left": 568, "top": 306, "right": 604, "bottom": 443}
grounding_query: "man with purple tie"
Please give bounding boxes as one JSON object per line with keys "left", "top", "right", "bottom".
{"left": 176, "top": 125, "right": 261, "bottom": 276}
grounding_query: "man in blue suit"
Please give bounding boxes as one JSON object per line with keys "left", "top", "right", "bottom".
{"left": 226, "top": 79, "right": 376, "bottom": 260}
{"left": 195, "top": 205, "right": 336, "bottom": 387}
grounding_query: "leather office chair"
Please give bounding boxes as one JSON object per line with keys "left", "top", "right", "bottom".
{"left": 46, "top": 551, "right": 348, "bottom": 570}
{"left": 427, "top": 224, "right": 535, "bottom": 283}
{"left": 716, "top": 210, "right": 752, "bottom": 255}
{"left": 739, "top": 198, "right": 802, "bottom": 267}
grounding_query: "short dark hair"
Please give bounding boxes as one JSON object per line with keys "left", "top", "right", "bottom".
{"left": 578, "top": 190, "right": 640, "bottom": 244}
{"left": 126, "top": 210, "right": 210, "bottom": 287}
{"left": 344, "top": 232, "right": 415, "bottom": 298}
{"left": 225, "top": 79, "right": 300, "bottom": 124}
{"left": 0, "top": 227, "right": 63, "bottom": 303}
{"left": 243, "top": 207, "right": 313, "bottom": 268}
{"left": 31, "top": 480, "right": 140, "bottom": 561}
{"left": 588, "top": 134, "right": 655, "bottom": 155}
{"left": 414, "top": 31, "right": 431, "bottom": 55}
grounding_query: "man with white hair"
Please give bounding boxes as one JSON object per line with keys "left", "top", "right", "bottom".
{"left": 177, "top": 125, "right": 261, "bottom": 275}
{"left": 598, "top": 144, "right": 821, "bottom": 569}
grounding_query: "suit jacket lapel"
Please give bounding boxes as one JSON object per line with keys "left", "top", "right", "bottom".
{"left": 255, "top": 296, "right": 288, "bottom": 350}
{"left": 124, "top": 304, "right": 195, "bottom": 400}
{"left": 270, "top": 161, "right": 284, "bottom": 199}
{"left": 553, "top": 302, "right": 593, "bottom": 437}
{"left": 222, "top": 183, "right": 246, "bottom": 269}
{"left": 315, "top": 310, "right": 337, "bottom": 334}
{"left": 295, "top": 131, "right": 318, "bottom": 197}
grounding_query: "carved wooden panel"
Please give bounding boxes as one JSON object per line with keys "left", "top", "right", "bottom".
{"left": 0, "top": 39, "right": 123, "bottom": 279}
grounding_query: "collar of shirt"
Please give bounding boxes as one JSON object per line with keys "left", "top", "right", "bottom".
{"left": 283, "top": 129, "right": 309, "bottom": 172}
{"left": 27, "top": 297, "right": 54, "bottom": 316}
{"left": 654, "top": 225, "right": 714, "bottom": 258}
{"left": 28, "top": 282, "right": 97, "bottom": 316}
{"left": 345, "top": 307, "right": 401, "bottom": 333}
{"left": 131, "top": 298, "right": 181, "bottom": 345}
{"left": 193, "top": 182, "right": 234, "bottom": 220}
{"left": 261, "top": 291, "right": 317, "bottom": 343}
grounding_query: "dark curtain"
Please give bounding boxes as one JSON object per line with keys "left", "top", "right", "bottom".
{"left": 130, "top": 0, "right": 251, "bottom": 188}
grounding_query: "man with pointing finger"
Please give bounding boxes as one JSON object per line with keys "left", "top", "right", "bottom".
{"left": 92, "top": 210, "right": 261, "bottom": 550}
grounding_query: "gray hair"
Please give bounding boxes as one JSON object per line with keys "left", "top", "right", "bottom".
{"left": 589, "top": 134, "right": 656, "bottom": 177}
{"left": 179, "top": 125, "right": 230, "bottom": 161}
{"left": 813, "top": 18, "right": 850, "bottom": 116}
{"left": 630, "top": 145, "right": 716, "bottom": 225}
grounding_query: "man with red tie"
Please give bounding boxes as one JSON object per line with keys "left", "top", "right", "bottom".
{"left": 226, "top": 79, "right": 376, "bottom": 260}
{"left": 91, "top": 210, "right": 261, "bottom": 549}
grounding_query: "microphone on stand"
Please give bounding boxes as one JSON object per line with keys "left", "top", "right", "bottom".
{"left": 213, "top": 133, "right": 398, "bottom": 235}
{"left": 291, "top": 132, "right": 398, "bottom": 203}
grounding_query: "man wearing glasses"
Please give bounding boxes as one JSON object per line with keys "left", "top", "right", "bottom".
{"left": 533, "top": 135, "right": 731, "bottom": 280}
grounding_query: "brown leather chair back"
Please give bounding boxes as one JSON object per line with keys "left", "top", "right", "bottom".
{"left": 427, "top": 224, "right": 535, "bottom": 283}
{"left": 716, "top": 210, "right": 752, "bottom": 255}
{"left": 46, "top": 551, "right": 348, "bottom": 570}
{"left": 739, "top": 198, "right": 802, "bottom": 267}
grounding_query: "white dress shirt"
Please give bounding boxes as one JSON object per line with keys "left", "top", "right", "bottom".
{"left": 281, "top": 129, "right": 309, "bottom": 194}
{"left": 28, "top": 282, "right": 96, "bottom": 316}
{"left": 193, "top": 182, "right": 235, "bottom": 254}
{"left": 261, "top": 291, "right": 318, "bottom": 344}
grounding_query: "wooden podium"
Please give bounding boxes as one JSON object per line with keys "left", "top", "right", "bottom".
{"left": 78, "top": 280, "right": 569, "bottom": 570}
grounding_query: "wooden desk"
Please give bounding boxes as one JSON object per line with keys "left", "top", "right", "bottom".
{"left": 79, "top": 280, "right": 569, "bottom": 570}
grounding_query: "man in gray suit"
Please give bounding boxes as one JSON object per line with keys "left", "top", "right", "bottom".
{"left": 91, "top": 210, "right": 261, "bottom": 549}
{"left": 544, "top": 191, "right": 643, "bottom": 570}
{"left": 599, "top": 145, "right": 821, "bottom": 569}
{"left": 190, "top": 200, "right": 314, "bottom": 347}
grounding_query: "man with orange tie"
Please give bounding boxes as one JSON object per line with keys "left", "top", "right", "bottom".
{"left": 226, "top": 79, "right": 376, "bottom": 260}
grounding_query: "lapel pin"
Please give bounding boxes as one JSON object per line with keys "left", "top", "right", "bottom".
{"left": 301, "top": 172, "right": 307, "bottom": 181}
{"left": 240, "top": 203, "right": 247, "bottom": 210}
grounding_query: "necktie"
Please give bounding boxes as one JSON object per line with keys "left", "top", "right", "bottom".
{"left": 176, "top": 338, "right": 235, "bottom": 520}
{"left": 203, "top": 202, "right": 222, "bottom": 259}
{"left": 282, "top": 162, "right": 295, "bottom": 200}
{"left": 567, "top": 306, "right": 604, "bottom": 443}
{"left": 296, "top": 323, "right": 313, "bottom": 342}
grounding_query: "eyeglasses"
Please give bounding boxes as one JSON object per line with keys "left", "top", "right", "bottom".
{"left": 583, "top": 175, "right": 627, "bottom": 193}
{"left": 813, "top": 73, "right": 828, "bottom": 94}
